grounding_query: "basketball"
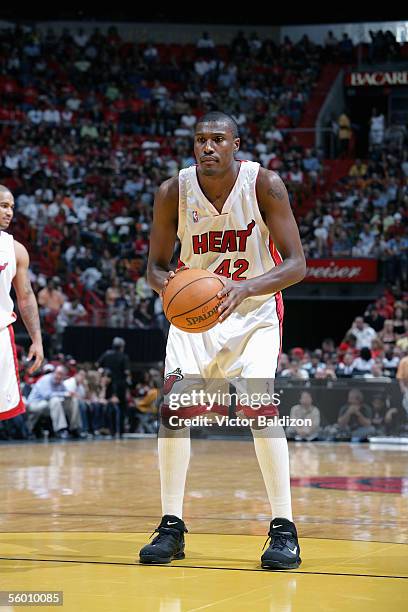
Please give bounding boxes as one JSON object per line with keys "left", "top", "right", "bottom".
{"left": 162, "top": 268, "right": 225, "bottom": 332}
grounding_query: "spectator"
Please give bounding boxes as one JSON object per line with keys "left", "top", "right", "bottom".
{"left": 371, "top": 394, "right": 403, "bottom": 435}
{"left": 196, "top": 32, "right": 215, "bottom": 52}
{"left": 64, "top": 369, "right": 90, "bottom": 437}
{"left": 396, "top": 321, "right": 408, "bottom": 351}
{"left": 314, "top": 365, "right": 337, "bottom": 380}
{"left": 143, "top": 42, "right": 159, "bottom": 64}
{"left": 364, "top": 363, "right": 391, "bottom": 382}
{"left": 349, "top": 317, "right": 377, "bottom": 349}
{"left": 324, "top": 31, "right": 338, "bottom": 59}
{"left": 336, "top": 352, "right": 355, "bottom": 377}
{"left": 369, "top": 108, "right": 385, "bottom": 147}
{"left": 364, "top": 306, "right": 385, "bottom": 332}
{"left": 337, "top": 389, "right": 375, "bottom": 442}
{"left": 26, "top": 365, "right": 81, "bottom": 438}
{"left": 313, "top": 219, "right": 329, "bottom": 256}
{"left": 382, "top": 347, "right": 400, "bottom": 377}
{"left": 96, "top": 337, "right": 130, "bottom": 436}
{"left": 86, "top": 369, "right": 120, "bottom": 436}
{"left": 286, "top": 391, "right": 321, "bottom": 441}
{"left": 378, "top": 319, "right": 397, "bottom": 345}
{"left": 73, "top": 28, "right": 89, "bottom": 48}
{"left": 349, "top": 159, "right": 368, "bottom": 178}
{"left": 132, "top": 375, "right": 159, "bottom": 433}
{"left": 337, "top": 111, "right": 352, "bottom": 157}
{"left": 134, "top": 299, "right": 153, "bottom": 328}
{"left": 302, "top": 149, "right": 321, "bottom": 184}
{"left": 339, "top": 33, "right": 353, "bottom": 62}
{"left": 56, "top": 297, "right": 88, "bottom": 348}
{"left": 351, "top": 347, "right": 375, "bottom": 376}
{"left": 303, "top": 350, "right": 325, "bottom": 377}
{"left": 37, "top": 279, "right": 66, "bottom": 317}
{"left": 393, "top": 307, "right": 406, "bottom": 336}
{"left": 281, "top": 358, "right": 309, "bottom": 379}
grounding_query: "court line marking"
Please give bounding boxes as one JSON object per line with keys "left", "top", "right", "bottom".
{"left": 0, "top": 528, "right": 407, "bottom": 547}
{"left": 0, "top": 511, "right": 406, "bottom": 528}
{"left": 0, "top": 530, "right": 407, "bottom": 547}
{"left": 0, "top": 556, "right": 407, "bottom": 579}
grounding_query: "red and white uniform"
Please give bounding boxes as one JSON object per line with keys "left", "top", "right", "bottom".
{"left": 163, "top": 161, "right": 284, "bottom": 418}
{"left": 0, "top": 230, "right": 24, "bottom": 420}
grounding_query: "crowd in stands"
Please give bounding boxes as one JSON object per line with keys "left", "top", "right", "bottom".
{"left": 0, "top": 284, "right": 406, "bottom": 443}
{"left": 2, "top": 292, "right": 407, "bottom": 444}
{"left": 0, "top": 23, "right": 407, "bottom": 442}
{"left": 277, "top": 288, "right": 407, "bottom": 382}
{"left": 1, "top": 337, "right": 160, "bottom": 441}
{"left": 0, "top": 24, "right": 328, "bottom": 333}
{"left": 277, "top": 287, "right": 408, "bottom": 440}
{"left": 1, "top": 24, "right": 406, "bottom": 335}
{"left": 300, "top": 142, "right": 407, "bottom": 284}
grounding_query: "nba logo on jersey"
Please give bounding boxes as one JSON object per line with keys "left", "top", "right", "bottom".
{"left": 192, "top": 210, "right": 199, "bottom": 223}
{"left": 0, "top": 262, "right": 8, "bottom": 274}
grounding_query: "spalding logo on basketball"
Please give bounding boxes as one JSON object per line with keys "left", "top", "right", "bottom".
{"left": 162, "top": 268, "right": 225, "bottom": 333}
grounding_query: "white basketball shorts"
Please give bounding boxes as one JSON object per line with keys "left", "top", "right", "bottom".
{"left": 0, "top": 325, "right": 25, "bottom": 420}
{"left": 163, "top": 295, "right": 283, "bottom": 419}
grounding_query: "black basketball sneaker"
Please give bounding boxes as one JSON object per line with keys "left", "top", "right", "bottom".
{"left": 139, "top": 515, "right": 188, "bottom": 564}
{"left": 261, "top": 517, "right": 302, "bottom": 570}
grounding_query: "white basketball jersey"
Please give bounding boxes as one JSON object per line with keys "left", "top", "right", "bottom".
{"left": 178, "top": 161, "right": 283, "bottom": 314}
{"left": 0, "top": 231, "right": 17, "bottom": 329}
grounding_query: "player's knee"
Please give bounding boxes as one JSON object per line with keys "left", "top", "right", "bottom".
{"left": 159, "top": 411, "right": 190, "bottom": 431}
{"left": 159, "top": 421, "right": 190, "bottom": 435}
{"left": 251, "top": 420, "right": 268, "bottom": 431}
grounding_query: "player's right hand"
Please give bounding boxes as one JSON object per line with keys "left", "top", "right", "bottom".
{"left": 160, "top": 265, "right": 190, "bottom": 298}
{"left": 27, "top": 341, "right": 44, "bottom": 374}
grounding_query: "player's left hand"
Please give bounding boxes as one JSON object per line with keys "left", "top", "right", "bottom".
{"left": 217, "top": 279, "right": 250, "bottom": 322}
{"left": 27, "top": 341, "right": 44, "bottom": 374}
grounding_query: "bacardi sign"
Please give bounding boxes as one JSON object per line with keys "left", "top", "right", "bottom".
{"left": 347, "top": 71, "right": 408, "bottom": 87}
{"left": 305, "top": 259, "right": 378, "bottom": 283}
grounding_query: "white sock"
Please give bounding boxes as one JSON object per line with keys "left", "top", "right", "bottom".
{"left": 158, "top": 426, "right": 191, "bottom": 519}
{"left": 251, "top": 425, "right": 293, "bottom": 521}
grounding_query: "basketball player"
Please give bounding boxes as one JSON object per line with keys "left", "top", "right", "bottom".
{"left": 0, "top": 185, "right": 43, "bottom": 421}
{"left": 139, "top": 112, "right": 306, "bottom": 569}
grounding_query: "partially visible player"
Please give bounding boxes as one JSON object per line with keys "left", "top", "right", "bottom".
{"left": 0, "top": 185, "right": 43, "bottom": 420}
{"left": 140, "top": 112, "right": 306, "bottom": 570}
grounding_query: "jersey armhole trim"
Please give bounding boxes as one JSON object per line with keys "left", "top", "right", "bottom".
{"left": 252, "top": 164, "right": 270, "bottom": 234}
{"left": 177, "top": 172, "right": 187, "bottom": 240}
{"left": 11, "top": 236, "right": 17, "bottom": 278}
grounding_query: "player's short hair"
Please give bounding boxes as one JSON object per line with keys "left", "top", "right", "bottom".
{"left": 196, "top": 111, "right": 239, "bottom": 138}
{"left": 0, "top": 184, "right": 12, "bottom": 195}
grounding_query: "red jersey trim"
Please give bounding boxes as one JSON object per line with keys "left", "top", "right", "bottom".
{"left": 268, "top": 239, "right": 284, "bottom": 364}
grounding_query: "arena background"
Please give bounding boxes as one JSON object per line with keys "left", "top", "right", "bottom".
{"left": 0, "top": 9, "right": 407, "bottom": 611}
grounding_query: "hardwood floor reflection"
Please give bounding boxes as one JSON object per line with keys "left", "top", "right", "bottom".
{"left": 0, "top": 439, "right": 407, "bottom": 543}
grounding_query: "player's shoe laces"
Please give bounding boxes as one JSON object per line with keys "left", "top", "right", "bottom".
{"left": 261, "top": 517, "right": 302, "bottom": 570}
{"left": 139, "top": 515, "right": 188, "bottom": 564}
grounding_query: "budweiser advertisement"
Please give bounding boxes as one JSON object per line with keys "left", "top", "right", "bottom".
{"left": 305, "top": 259, "right": 378, "bottom": 283}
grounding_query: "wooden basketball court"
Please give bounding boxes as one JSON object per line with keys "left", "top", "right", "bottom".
{"left": 0, "top": 439, "right": 407, "bottom": 611}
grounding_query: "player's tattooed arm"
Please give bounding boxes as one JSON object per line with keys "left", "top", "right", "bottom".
{"left": 147, "top": 177, "right": 181, "bottom": 295}
{"left": 255, "top": 168, "right": 306, "bottom": 290}
{"left": 218, "top": 169, "right": 306, "bottom": 321}
{"left": 266, "top": 182, "right": 286, "bottom": 201}
{"left": 13, "top": 240, "right": 44, "bottom": 372}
